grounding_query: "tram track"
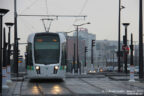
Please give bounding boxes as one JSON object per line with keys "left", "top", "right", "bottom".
{"left": 62, "top": 84, "right": 77, "bottom": 95}
{"left": 12, "top": 81, "right": 18, "bottom": 96}
{"left": 12, "top": 79, "right": 24, "bottom": 96}
{"left": 78, "top": 78, "right": 118, "bottom": 96}
{"left": 123, "top": 81, "right": 144, "bottom": 90}
{"left": 35, "top": 83, "right": 45, "bottom": 96}
{"left": 34, "top": 81, "right": 77, "bottom": 96}
{"left": 78, "top": 78, "right": 104, "bottom": 91}
{"left": 20, "top": 79, "right": 24, "bottom": 96}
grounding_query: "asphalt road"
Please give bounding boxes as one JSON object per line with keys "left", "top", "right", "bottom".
{"left": 8, "top": 76, "right": 144, "bottom": 96}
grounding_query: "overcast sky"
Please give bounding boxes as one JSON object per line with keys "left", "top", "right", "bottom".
{"left": 0, "top": 0, "right": 143, "bottom": 53}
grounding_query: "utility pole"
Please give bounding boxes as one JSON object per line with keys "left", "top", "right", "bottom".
{"left": 14, "top": 0, "right": 19, "bottom": 77}
{"left": 3, "top": 28, "right": 7, "bottom": 68}
{"left": 139, "top": 0, "right": 143, "bottom": 79}
{"left": 0, "top": 8, "right": 9, "bottom": 94}
{"left": 123, "top": 23, "right": 130, "bottom": 74}
{"left": 76, "top": 26, "right": 80, "bottom": 74}
{"left": 130, "top": 33, "right": 133, "bottom": 66}
{"left": 5, "top": 22, "right": 14, "bottom": 68}
{"left": 118, "top": 0, "right": 121, "bottom": 72}
{"left": 73, "top": 22, "right": 90, "bottom": 74}
{"left": 118, "top": 0, "right": 125, "bottom": 72}
{"left": 73, "top": 43, "right": 76, "bottom": 73}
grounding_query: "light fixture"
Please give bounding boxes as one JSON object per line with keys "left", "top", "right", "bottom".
{"left": 35, "top": 66, "right": 40, "bottom": 70}
{"left": 54, "top": 66, "right": 59, "bottom": 70}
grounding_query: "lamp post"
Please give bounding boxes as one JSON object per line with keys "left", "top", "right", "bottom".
{"left": 130, "top": 33, "right": 133, "bottom": 66}
{"left": 123, "top": 23, "right": 130, "bottom": 74}
{"left": 0, "top": 8, "right": 9, "bottom": 94}
{"left": 118, "top": 0, "right": 125, "bottom": 72}
{"left": 14, "top": 0, "right": 19, "bottom": 77}
{"left": 73, "top": 22, "right": 90, "bottom": 74}
{"left": 5, "top": 22, "right": 14, "bottom": 66}
{"left": 5, "top": 22, "right": 14, "bottom": 83}
{"left": 139, "top": 0, "right": 143, "bottom": 79}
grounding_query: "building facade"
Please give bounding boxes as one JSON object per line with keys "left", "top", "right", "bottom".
{"left": 95, "top": 40, "right": 118, "bottom": 68}
{"left": 73, "top": 28, "right": 96, "bottom": 71}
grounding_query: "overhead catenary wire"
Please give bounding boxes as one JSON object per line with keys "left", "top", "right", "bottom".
{"left": 43, "top": 0, "right": 54, "bottom": 32}
{"left": 20, "top": 0, "right": 39, "bottom": 14}
{"left": 67, "top": 0, "right": 88, "bottom": 32}
{"left": 79, "top": 0, "right": 88, "bottom": 15}
{"left": 67, "top": 0, "right": 88, "bottom": 31}
{"left": 74, "top": 0, "right": 88, "bottom": 23}
{"left": 45, "top": 0, "right": 49, "bottom": 15}
{"left": 18, "top": 0, "right": 87, "bottom": 33}
{"left": 20, "top": 17, "right": 36, "bottom": 32}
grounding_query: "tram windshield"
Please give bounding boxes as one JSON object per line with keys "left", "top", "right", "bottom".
{"left": 34, "top": 34, "right": 60, "bottom": 64}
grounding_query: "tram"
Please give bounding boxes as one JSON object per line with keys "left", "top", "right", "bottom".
{"left": 25, "top": 32, "right": 66, "bottom": 79}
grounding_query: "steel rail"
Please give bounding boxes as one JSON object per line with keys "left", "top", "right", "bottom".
{"left": 35, "top": 83, "right": 45, "bottom": 96}
{"left": 78, "top": 78, "right": 118, "bottom": 96}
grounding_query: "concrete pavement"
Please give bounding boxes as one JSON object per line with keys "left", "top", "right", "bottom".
{"left": 2, "top": 72, "right": 144, "bottom": 96}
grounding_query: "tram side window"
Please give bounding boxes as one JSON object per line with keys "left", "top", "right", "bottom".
{"left": 61, "top": 42, "right": 66, "bottom": 65}
{"left": 27, "top": 43, "right": 33, "bottom": 66}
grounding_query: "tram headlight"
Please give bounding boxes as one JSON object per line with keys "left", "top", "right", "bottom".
{"left": 35, "top": 66, "right": 40, "bottom": 70}
{"left": 54, "top": 66, "right": 59, "bottom": 70}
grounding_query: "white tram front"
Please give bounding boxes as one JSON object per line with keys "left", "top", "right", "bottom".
{"left": 26, "top": 32, "right": 66, "bottom": 79}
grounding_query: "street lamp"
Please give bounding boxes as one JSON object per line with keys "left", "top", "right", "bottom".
{"left": 123, "top": 23, "right": 130, "bottom": 74}
{"left": 0, "top": 8, "right": 9, "bottom": 94}
{"left": 5, "top": 22, "right": 14, "bottom": 64}
{"left": 73, "top": 22, "right": 90, "bottom": 74}
{"left": 5, "top": 22, "right": 14, "bottom": 82}
{"left": 118, "top": 0, "right": 125, "bottom": 72}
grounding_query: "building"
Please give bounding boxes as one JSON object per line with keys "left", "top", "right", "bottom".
{"left": 73, "top": 28, "right": 96, "bottom": 71}
{"left": 95, "top": 40, "right": 118, "bottom": 67}
{"left": 66, "top": 36, "right": 85, "bottom": 72}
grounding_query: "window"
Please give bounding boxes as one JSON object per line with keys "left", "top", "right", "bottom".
{"left": 61, "top": 42, "right": 66, "bottom": 65}
{"left": 27, "top": 43, "right": 33, "bottom": 66}
{"left": 34, "top": 34, "right": 60, "bottom": 64}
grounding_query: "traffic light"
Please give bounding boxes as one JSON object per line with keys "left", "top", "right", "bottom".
{"left": 85, "top": 47, "right": 88, "bottom": 52}
{"left": 92, "top": 40, "right": 95, "bottom": 47}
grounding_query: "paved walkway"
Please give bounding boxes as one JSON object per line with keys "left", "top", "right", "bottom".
{"left": 2, "top": 72, "right": 144, "bottom": 96}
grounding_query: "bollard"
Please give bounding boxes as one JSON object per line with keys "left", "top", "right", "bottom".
{"left": 2, "top": 67, "right": 9, "bottom": 89}
{"left": 72, "top": 68, "right": 75, "bottom": 75}
{"left": 6, "top": 65, "right": 12, "bottom": 85}
{"left": 78, "top": 68, "right": 80, "bottom": 75}
{"left": 90, "top": 64, "right": 94, "bottom": 72}
{"left": 129, "top": 65, "right": 135, "bottom": 82}
{"left": 84, "top": 67, "right": 87, "bottom": 74}
{"left": 97, "top": 67, "right": 100, "bottom": 72}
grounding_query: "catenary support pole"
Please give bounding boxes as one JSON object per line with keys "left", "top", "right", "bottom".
{"left": 139, "top": 0, "right": 143, "bottom": 79}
